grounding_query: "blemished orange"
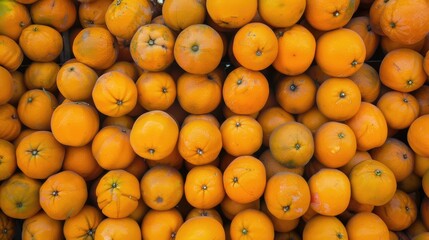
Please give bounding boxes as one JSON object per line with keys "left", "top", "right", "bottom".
{"left": 178, "top": 119, "right": 223, "bottom": 166}
{"left": 130, "top": 110, "right": 179, "bottom": 160}
{"left": 184, "top": 165, "right": 225, "bottom": 209}
{"left": 269, "top": 121, "right": 314, "bottom": 168}
{"left": 308, "top": 168, "right": 351, "bottom": 216}
{"left": 273, "top": 24, "right": 316, "bottom": 76}
{"left": 21, "top": 211, "right": 63, "bottom": 239}
{"left": 220, "top": 115, "right": 263, "bottom": 157}
{"left": 314, "top": 121, "right": 357, "bottom": 168}
{"left": 230, "top": 209, "right": 275, "bottom": 240}
{"left": 174, "top": 24, "right": 223, "bottom": 75}
{"left": 223, "top": 156, "right": 266, "bottom": 204}
{"left": 316, "top": 77, "right": 361, "bottom": 121}
{"left": 315, "top": 28, "right": 366, "bottom": 77}
{"left": 96, "top": 170, "right": 140, "bottom": 218}
{"left": 276, "top": 74, "right": 317, "bottom": 114}
{"left": 258, "top": 0, "right": 306, "bottom": 28}
{"left": 264, "top": 172, "right": 310, "bottom": 220}
{"left": 136, "top": 71, "right": 176, "bottom": 111}
{"left": 222, "top": 66, "right": 270, "bottom": 115}
{"left": 379, "top": 48, "right": 427, "bottom": 92}
{"left": 232, "top": 22, "right": 278, "bottom": 71}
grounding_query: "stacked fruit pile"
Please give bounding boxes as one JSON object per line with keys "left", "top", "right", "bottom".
{"left": 0, "top": 0, "right": 429, "bottom": 239}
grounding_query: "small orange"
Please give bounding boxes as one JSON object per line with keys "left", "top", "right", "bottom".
{"left": 346, "top": 212, "right": 390, "bottom": 240}
{"left": 259, "top": 149, "right": 304, "bottom": 180}
{"left": 175, "top": 216, "right": 225, "bottom": 240}
{"left": 136, "top": 71, "right": 176, "bottom": 111}
{"left": 349, "top": 63, "right": 381, "bottom": 103}
{"left": 17, "top": 89, "right": 58, "bottom": 130}
{"left": 0, "top": 66, "right": 15, "bottom": 105}
{"left": 305, "top": 0, "right": 356, "bottom": 31}
{"left": 62, "top": 144, "right": 103, "bottom": 182}
{"left": 257, "top": 106, "right": 295, "bottom": 147}
{"left": 258, "top": 0, "right": 306, "bottom": 28}
{"left": 275, "top": 74, "right": 317, "bottom": 114}
{"left": 220, "top": 195, "right": 260, "bottom": 221}
{"left": 407, "top": 114, "right": 429, "bottom": 157}
{"left": 223, "top": 156, "right": 266, "bottom": 204}
{"left": 413, "top": 85, "right": 429, "bottom": 116}
{"left": 230, "top": 209, "right": 275, "bottom": 240}
{"left": 95, "top": 217, "right": 141, "bottom": 240}
{"left": 141, "top": 208, "right": 184, "bottom": 240}
{"left": 0, "top": 139, "right": 16, "bottom": 181}
{"left": 63, "top": 205, "right": 104, "bottom": 240}
{"left": 303, "top": 215, "right": 348, "bottom": 240}
{"left": 297, "top": 106, "right": 330, "bottom": 134}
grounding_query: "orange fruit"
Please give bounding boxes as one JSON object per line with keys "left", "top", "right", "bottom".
{"left": 141, "top": 208, "right": 184, "bottom": 240}
{"left": 349, "top": 63, "right": 381, "bottom": 103}
{"left": 232, "top": 22, "right": 278, "bottom": 71}
{"left": 230, "top": 209, "right": 275, "bottom": 240}
{"left": 95, "top": 217, "right": 141, "bottom": 240}
{"left": 303, "top": 215, "right": 348, "bottom": 240}
{"left": 220, "top": 195, "right": 260, "bottom": 221}
{"left": 62, "top": 144, "right": 103, "bottom": 182}
{"left": 130, "top": 110, "right": 179, "bottom": 160}
{"left": 264, "top": 172, "right": 310, "bottom": 220}
{"left": 315, "top": 28, "right": 366, "bottom": 77}
{"left": 305, "top": 0, "right": 356, "bottom": 31}
{"left": 19, "top": 24, "right": 63, "bottom": 62}
{"left": 206, "top": 0, "right": 257, "bottom": 29}
{"left": 269, "top": 121, "right": 314, "bottom": 168}
{"left": 297, "top": 106, "right": 330, "bottom": 134}
{"left": 220, "top": 115, "right": 263, "bottom": 157}
{"left": 314, "top": 121, "right": 357, "bottom": 168}
{"left": 222, "top": 66, "right": 270, "bottom": 115}
{"left": 413, "top": 85, "right": 429, "bottom": 116}
{"left": 0, "top": 139, "right": 16, "bottom": 181}
{"left": 175, "top": 216, "right": 225, "bottom": 240}
{"left": 0, "top": 66, "right": 14, "bottom": 105}
{"left": 257, "top": 107, "right": 295, "bottom": 147}
{"left": 275, "top": 74, "right": 317, "bottom": 114}
{"left": 21, "top": 211, "right": 63, "bottom": 239}
{"left": 30, "top": 0, "right": 76, "bottom": 32}
{"left": 186, "top": 208, "right": 223, "bottom": 224}
{"left": 162, "top": 0, "right": 206, "bottom": 31}
{"left": 258, "top": 0, "right": 306, "bottom": 28}
{"left": 136, "top": 71, "right": 176, "bottom": 111}
{"left": 345, "top": 16, "right": 381, "bottom": 61}
{"left": 273, "top": 24, "right": 316, "bottom": 76}
{"left": 24, "top": 61, "right": 59, "bottom": 91}
{"left": 316, "top": 77, "right": 361, "bottom": 121}
{"left": 408, "top": 114, "right": 429, "bottom": 157}
{"left": 346, "top": 212, "right": 390, "bottom": 240}
{"left": 309, "top": 168, "right": 351, "bottom": 216}
{"left": 63, "top": 205, "right": 104, "bottom": 240}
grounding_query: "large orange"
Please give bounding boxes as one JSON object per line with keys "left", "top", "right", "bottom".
{"left": 269, "top": 121, "right": 314, "bottom": 168}
{"left": 264, "top": 172, "right": 310, "bottom": 220}
{"left": 24, "top": 61, "right": 59, "bottom": 91}
{"left": 30, "top": 0, "right": 76, "bottom": 32}
{"left": 178, "top": 119, "right": 222, "bottom": 166}
{"left": 130, "top": 23, "right": 175, "bottom": 71}
{"left": 0, "top": 35, "right": 23, "bottom": 71}
{"left": 232, "top": 22, "right": 278, "bottom": 71}
{"left": 19, "top": 24, "right": 63, "bottom": 62}
{"left": 346, "top": 212, "right": 390, "bottom": 240}
{"left": 314, "top": 121, "right": 357, "bottom": 168}
{"left": 349, "top": 160, "right": 397, "bottom": 206}
{"left": 162, "top": 0, "right": 206, "bottom": 31}
{"left": 220, "top": 115, "right": 263, "bottom": 157}
{"left": 96, "top": 170, "right": 140, "bottom": 218}
{"left": 345, "top": 102, "right": 388, "bottom": 151}
{"left": 379, "top": 48, "right": 427, "bottom": 92}
{"left": 184, "top": 165, "right": 225, "bottom": 209}
{"left": 39, "top": 170, "right": 88, "bottom": 220}
{"left": 305, "top": 0, "right": 356, "bottom": 31}
{"left": 0, "top": 139, "right": 16, "bottom": 181}
{"left": 258, "top": 0, "right": 306, "bottom": 28}
{"left": 21, "top": 211, "right": 63, "bottom": 240}
{"left": 223, "top": 156, "right": 266, "bottom": 204}
{"left": 140, "top": 165, "right": 184, "bottom": 210}
{"left": 0, "top": 173, "right": 41, "bottom": 219}
{"left": 316, "top": 77, "right": 361, "bottom": 121}
{"left": 130, "top": 110, "right": 179, "bottom": 160}
{"left": 16, "top": 131, "right": 65, "bottom": 179}
{"left": 223, "top": 66, "right": 270, "bottom": 115}
{"left": 72, "top": 27, "right": 118, "bottom": 70}
{"left": 308, "top": 168, "right": 351, "bottom": 216}
{"left": 63, "top": 205, "right": 104, "bottom": 240}
{"left": 105, "top": 0, "right": 152, "bottom": 40}
{"left": 315, "top": 28, "right": 366, "bottom": 77}
{"left": 51, "top": 101, "right": 100, "bottom": 147}
{"left": 136, "top": 71, "right": 176, "bottom": 111}
{"left": 407, "top": 114, "right": 429, "bottom": 157}
{"left": 273, "top": 24, "right": 316, "bottom": 76}
{"left": 345, "top": 16, "right": 381, "bottom": 61}
{"left": 230, "top": 209, "right": 275, "bottom": 239}
{"left": 0, "top": 0, "right": 31, "bottom": 41}
{"left": 95, "top": 217, "right": 141, "bottom": 240}
{"left": 174, "top": 24, "right": 223, "bottom": 74}
{"left": 348, "top": 63, "right": 381, "bottom": 103}
{"left": 92, "top": 125, "right": 135, "bottom": 170}
{"left": 78, "top": 0, "right": 111, "bottom": 28}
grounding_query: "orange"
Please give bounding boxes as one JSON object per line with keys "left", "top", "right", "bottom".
{"left": 339, "top": 150, "right": 372, "bottom": 176}
{"left": 269, "top": 121, "right": 314, "bottom": 168}
{"left": 223, "top": 156, "right": 266, "bottom": 204}
{"left": 0, "top": 66, "right": 14, "bottom": 105}
{"left": 78, "top": 0, "right": 111, "bottom": 28}
{"left": 315, "top": 28, "right": 366, "bottom": 77}
{"left": 273, "top": 24, "right": 316, "bottom": 76}
{"left": 259, "top": 149, "right": 304, "bottom": 180}
{"left": 95, "top": 217, "right": 141, "bottom": 240}
{"left": 206, "top": 0, "right": 257, "bottom": 29}
{"left": 175, "top": 216, "right": 225, "bottom": 240}
{"left": 130, "top": 110, "right": 179, "bottom": 160}
{"left": 136, "top": 71, "right": 176, "bottom": 111}
{"left": 174, "top": 24, "right": 223, "bottom": 74}
{"left": 222, "top": 67, "right": 270, "bottom": 115}
{"left": 408, "top": 114, "right": 429, "bottom": 157}
{"left": 19, "top": 24, "right": 63, "bottom": 62}
{"left": 303, "top": 215, "right": 348, "bottom": 240}
{"left": 308, "top": 168, "right": 351, "bottom": 216}
{"left": 264, "top": 172, "right": 310, "bottom": 220}
{"left": 62, "top": 144, "right": 103, "bottom": 182}
{"left": 63, "top": 205, "right": 104, "bottom": 240}
{"left": 141, "top": 208, "right": 184, "bottom": 240}
{"left": 232, "top": 22, "right": 278, "bottom": 71}
{"left": 21, "top": 211, "right": 63, "bottom": 239}
{"left": 349, "top": 63, "right": 381, "bottom": 103}
{"left": 257, "top": 107, "right": 295, "bottom": 147}
{"left": 345, "top": 16, "right": 381, "bottom": 61}
{"left": 275, "top": 74, "right": 317, "bottom": 114}
{"left": 413, "top": 85, "right": 429, "bottom": 116}
{"left": 230, "top": 209, "right": 275, "bottom": 240}
{"left": 220, "top": 115, "right": 263, "bottom": 157}
{"left": 184, "top": 165, "right": 225, "bottom": 209}
{"left": 316, "top": 77, "right": 361, "bottom": 121}
{"left": 297, "top": 106, "right": 330, "bottom": 134}
{"left": 0, "top": 139, "right": 16, "bottom": 181}
{"left": 314, "top": 121, "right": 357, "bottom": 168}
{"left": 162, "top": 0, "right": 206, "bottom": 31}
{"left": 258, "top": 0, "right": 306, "bottom": 28}
{"left": 305, "top": 0, "right": 356, "bottom": 31}
{"left": 346, "top": 212, "right": 390, "bottom": 240}
{"left": 220, "top": 195, "right": 260, "bottom": 221}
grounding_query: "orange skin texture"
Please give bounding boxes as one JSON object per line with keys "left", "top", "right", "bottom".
{"left": 230, "top": 209, "right": 275, "bottom": 240}
{"left": 22, "top": 211, "right": 63, "bottom": 239}
{"left": 17, "top": 89, "right": 58, "bottom": 130}
{"left": 136, "top": 71, "right": 176, "bottom": 111}
{"left": 0, "top": 66, "right": 14, "bottom": 105}
{"left": 19, "top": 24, "right": 63, "bottom": 62}
{"left": 142, "top": 209, "right": 184, "bottom": 240}
{"left": 30, "top": 0, "right": 76, "bottom": 32}
{"left": 63, "top": 205, "right": 104, "bottom": 240}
